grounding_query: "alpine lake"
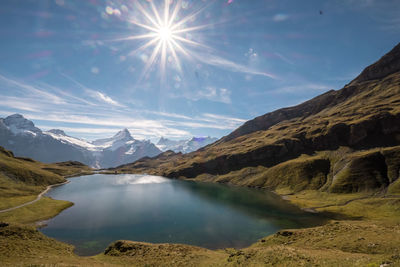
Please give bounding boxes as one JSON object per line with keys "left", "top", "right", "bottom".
{"left": 40, "top": 174, "right": 327, "bottom": 256}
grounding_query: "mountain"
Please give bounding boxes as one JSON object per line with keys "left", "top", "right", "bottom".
{"left": 95, "top": 129, "right": 161, "bottom": 169}
{"left": 0, "top": 114, "right": 95, "bottom": 166}
{"left": 113, "top": 42, "right": 400, "bottom": 195}
{"left": 156, "top": 136, "right": 218, "bottom": 153}
{"left": 0, "top": 116, "right": 161, "bottom": 168}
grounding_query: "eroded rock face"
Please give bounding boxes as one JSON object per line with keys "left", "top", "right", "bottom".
{"left": 330, "top": 152, "right": 390, "bottom": 193}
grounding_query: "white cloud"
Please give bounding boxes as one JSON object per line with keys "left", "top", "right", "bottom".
{"left": 201, "top": 113, "right": 246, "bottom": 123}
{"left": 192, "top": 52, "right": 276, "bottom": 79}
{"left": 0, "top": 74, "right": 65, "bottom": 104}
{"left": 60, "top": 73, "right": 125, "bottom": 107}
{"left": 175, "top": 86, "right": 232, "bottom": 104}
{"left": 272, "top": 83, "right": 333, "bottom": 94}
{"left": 0, "top": 73, "right": 245, "bottom": 140}
{"left": 90, "top": 90, "right": 124, "bottom": 107}
{"left": 272, "top": 14, "right": 289, "bottom": 22}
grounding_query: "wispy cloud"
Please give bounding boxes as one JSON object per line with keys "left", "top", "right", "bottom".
{"left": 272, "top": 14, "right": 289, "bottom": 22}
{"left": 86, "top": 90, "right": 125, "bottom": 107}
{"left": 61, "top": 73, "right": 125, "bottom": 107}
{"left": 0, "top": 73, "right": 245, "bottom": 140}
{"left": 169, "top": 86, "right": 232, "bottom": 104}
{"left": 201, "top": 113, "right": 247, "bottom": 123}
{"left": 164, "top": 112, "right": 246, "bottom": 130}
{"left": 196, "top": 87, "right": 232, "bottom": 104}
{"left": 0, "top": 74, "right": 64, "bottom": 104}
{"left": 192, "top": 52, "right": 277, "bottom": 79}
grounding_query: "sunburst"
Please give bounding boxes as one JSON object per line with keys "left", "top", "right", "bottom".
{"left": 117, "top": 0, "right": 211, "bottom": 82}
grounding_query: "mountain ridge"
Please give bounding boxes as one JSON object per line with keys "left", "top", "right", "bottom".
{"left": 113, "top": 42, "right": 400, "bottom": 194}
{"left": 156, "top": 136, "right": 218, "bottom": 153}
{"left": 0, "top": 116, "right": 161, "bottom": 168}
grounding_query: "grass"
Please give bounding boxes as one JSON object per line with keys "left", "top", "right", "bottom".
{"left": 0, "top": 146, "right": 92, "bottom": 214}
{"left": 0, "top": 195, "right": 37, "bottom": 210}
{"left": 0, "top": 197, "right": 73, "bottom": 224}
{"left": 279, "top": 190, "right": 368, "bottom": 209}
{"left": 319, "top": 197, "right": 400, "bottom": 221}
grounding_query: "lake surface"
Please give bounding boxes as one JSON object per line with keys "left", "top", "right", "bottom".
{"left": 41, "top": 174, "right": 326, "bottom": 256}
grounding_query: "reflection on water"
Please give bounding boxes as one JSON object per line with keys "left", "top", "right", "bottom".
{"left": 41, "top": 174, "right": 326, "bottom": 256}
{"left": 113, "top": 174, "right": 170, "bottom": 185}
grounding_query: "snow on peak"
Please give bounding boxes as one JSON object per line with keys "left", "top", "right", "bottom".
{"left": 3, "top": 114, "right": 42, "bottom": 136}
{"left": 156, "top": 136, "right": 218, "bottom": 153}
{"left": 92, "top": 128, "right": 134, "bottom": 151}
{"left": 43, "top": 130, "right": 97, "bottom": 151}
{"left": 113, "top": 128, "right": 132, "bottom": 140}
{"left": 47, "top": 129, "right": 67, "bottom": 136}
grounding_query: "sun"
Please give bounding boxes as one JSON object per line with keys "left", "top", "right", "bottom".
{"left": 115, "top": 0, "right": 210, "bottom": 82}
{"left": 158, "top": 26, "right": 173, "bottom": 42}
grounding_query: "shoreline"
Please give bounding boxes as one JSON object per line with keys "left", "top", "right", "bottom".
{"left": 1, "top": 173, "right": 399, "bottom": 265}
{"left": 0, "top": 180, "right": 70, "bottom": 214}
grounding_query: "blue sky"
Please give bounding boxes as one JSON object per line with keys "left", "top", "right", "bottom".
{"left": 0, "top": 0, "right": 399, "bottom": 142}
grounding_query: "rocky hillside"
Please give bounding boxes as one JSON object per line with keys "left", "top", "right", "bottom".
{"left": 113, "top": 43, "right": 400, "bottom": 194}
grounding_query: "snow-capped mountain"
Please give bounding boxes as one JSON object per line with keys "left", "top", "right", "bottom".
{"left": 43, "top": 129, "right": 98, "bottom": 151}
{"left": 3, "top": 114, "right": 42, "bottom": 136}
{"left": 0, "top": 114, "right": 94, "bottom": 165}
{"left": 92, "top": 128, "right": 133, "bottom": 150}
{"left": 93, "top": 129, "right": 161, "bottom": 169}
{"left": 0, "top": 114, "right": 161, "bottom": 168}
{"left": 156, "top": 136, "right": 218, "bottom": 153}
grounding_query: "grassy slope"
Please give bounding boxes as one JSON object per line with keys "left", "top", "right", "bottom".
{"left": 0, "top": 146, "right": 92, "bottom": 220}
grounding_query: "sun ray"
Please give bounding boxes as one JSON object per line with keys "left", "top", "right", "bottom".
{"left": 171, "top": 23, "right": 214, "bottom": 35}
{"left": 140, "top": 40, "right": 163, "bottom": 80}
{"left": 170, "top": 38, "right": 190, "bottom": 58}
{"left": 160, "top": 40, "right": 167, "bottom": 81}
{"left": 110, "top": 33, "right": 158, "bottom": 42}
{"left": 134, "top": 0, "right": 161, "bottom": 28}
{"left": 164, "top": 0, "right": 170, "bottom": 27}
{"left": 128, "top": 20, "right": 159, "bottom": 33}
{"left": 127, "top": 38, "right": 160, "bottom": 57}
{"left": 173, "top": 35, "right": 210, "bottom": 49}
{"left": 170, "top": 3, "right": 212, "bottom": 31}
{"left": 150, "top": 1, "right": 163, "bottom": 28}
{"left": 168, "top": 0, "right": 182, "bottom": 27}
{"left": 116, "top": 0, "right": 214, "bottom": 82}
{"left": 167, "top": 39, "right": 182, "bottom": 73}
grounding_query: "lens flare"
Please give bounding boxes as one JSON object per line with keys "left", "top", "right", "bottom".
{"left": 114, "top": 0, "right": 212, "bottom": 82}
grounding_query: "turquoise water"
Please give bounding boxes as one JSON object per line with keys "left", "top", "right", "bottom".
{"left": 41, "top": 174, "right": 326, "bottom": 256}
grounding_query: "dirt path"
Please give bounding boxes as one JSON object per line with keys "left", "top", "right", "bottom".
{"left": 0, "top": 181, "right": 70, "bottom": 213}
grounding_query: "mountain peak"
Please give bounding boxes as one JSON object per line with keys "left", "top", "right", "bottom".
{"left": 5, "top": 114, "right": 24, "bottom": 119}
{"left": 351, "top": 42, "right": 400, "bottom": 84}
{"left": 157, "top": 137, "right": 170, "bottom": 145}
{"left": 3, "top": 114, "right": 41, "bottom": 135}
{"left": 47, "top": 129, "right": 67, "bottom": 136}
{"left": 112, "top": 128, "right": 133, "bottom": 141}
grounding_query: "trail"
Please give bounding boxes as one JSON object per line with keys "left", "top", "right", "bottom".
{"left": 0, "top": 181, "right": 70, "bottom": 213}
